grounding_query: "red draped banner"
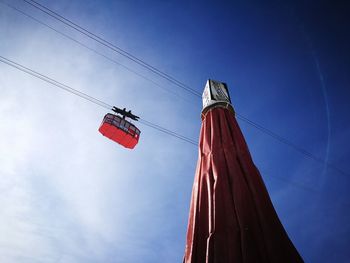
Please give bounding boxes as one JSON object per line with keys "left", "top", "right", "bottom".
{"left": 184, "top": 107, "right": 303, "bottom": 263}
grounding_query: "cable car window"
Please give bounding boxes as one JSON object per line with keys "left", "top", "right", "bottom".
{"left": 105, "top": 117, "right": 112, "bottom": 124}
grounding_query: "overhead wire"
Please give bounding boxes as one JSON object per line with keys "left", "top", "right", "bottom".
{"left": 22, "top": 0, "right": 201, "bottom": 97}
{"left": 0, "top": 0, "right": 191, "bottom": 103}
{"left": 139, "top": 119, "right": 198, "bottom": 146}
{"left": 3, "top": 0, "right": 349, "bottom": 176}
{"left": 235, "top": 113, "right": 349, "bottom": 177}
{"left": 0, "top": 55, "right": 112, "bottom": 109}
{"left": 0, "top": 55, "right": 198, "bottom": 146}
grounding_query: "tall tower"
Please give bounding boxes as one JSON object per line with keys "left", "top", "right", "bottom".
{"left": 183, "top": 80, "right": 303, "bottom": 263}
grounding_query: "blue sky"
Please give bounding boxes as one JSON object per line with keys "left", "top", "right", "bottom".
{"left": 0, "top": 0, "right": 349, "bottom": 262}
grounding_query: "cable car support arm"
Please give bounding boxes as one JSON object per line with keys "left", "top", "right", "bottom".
{"left": 112, "top": 106, "right": 140, "bottom": 121}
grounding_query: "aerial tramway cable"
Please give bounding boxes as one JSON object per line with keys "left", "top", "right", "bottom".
{"left": 22, "top": 0, "right": 201, "bottom": 97}
{"left": 0, "top": 1, "right": 189, "bottom": 102}
{"left": 19, "top": 0, "right": 348, "bottom": 175}
{"left": 3, "top": 56, "right": 349, "bottom": 197}
{"left": 0, "top": 55, "right": 198, "bottom": 146}
{"left": 2, "top": 1, "right": 348, "bottom": 176}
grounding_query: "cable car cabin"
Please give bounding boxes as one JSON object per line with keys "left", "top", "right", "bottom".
{"left": 99, "top": 113, "right": 140, "bottom": 149}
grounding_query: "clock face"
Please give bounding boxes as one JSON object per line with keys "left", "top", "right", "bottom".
{"left": 210, "top": 80, "right": 229, "bottom": 102}
{"left": 202, "top": 80, "right": 231, "bottom": 110}
{"left": 202, "top": 81, "right": 211, "bottom": 108}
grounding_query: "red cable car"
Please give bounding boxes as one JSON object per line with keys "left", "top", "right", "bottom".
{"left": 99, "top": 107, "right": 140, "bottom": 149}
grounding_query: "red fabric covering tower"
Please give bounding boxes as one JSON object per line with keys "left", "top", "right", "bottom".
{"left": 183, "top": 80, "right": 303, "bottom": 263}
